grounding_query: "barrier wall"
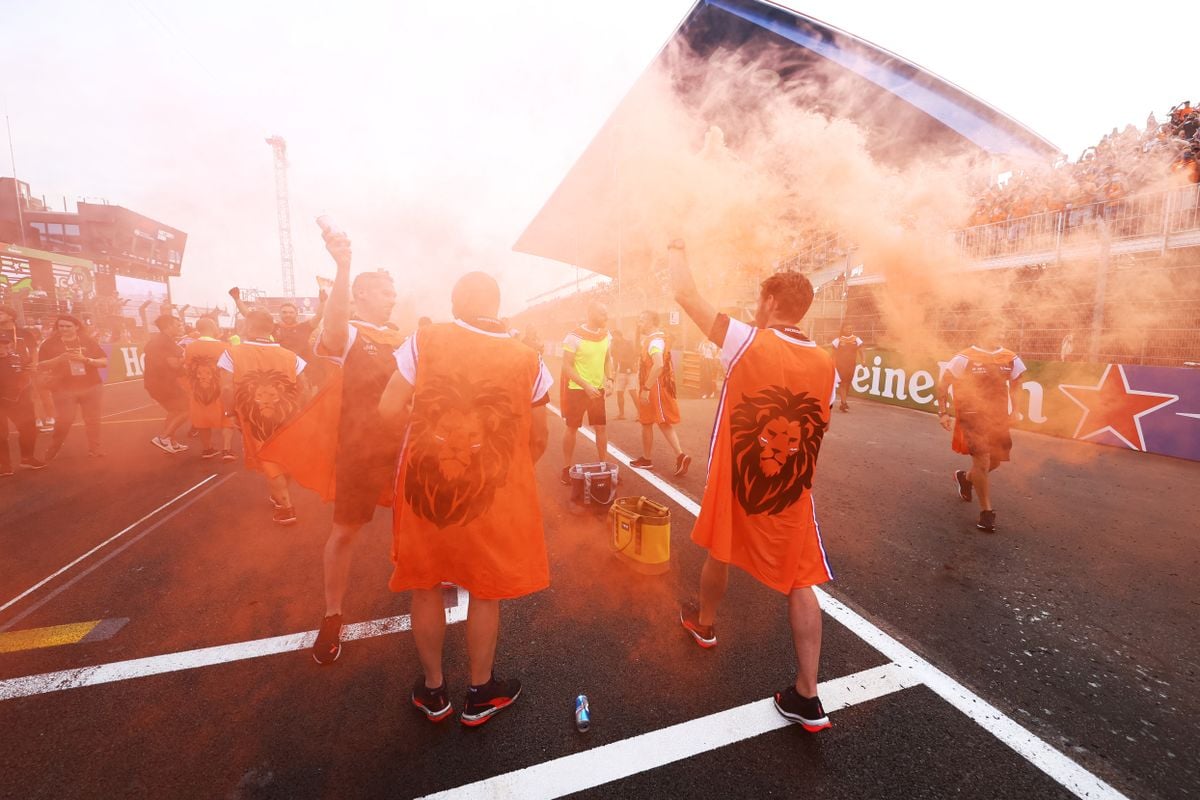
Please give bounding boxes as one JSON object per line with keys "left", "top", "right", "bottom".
{"left": 99, "top": 343, "right": 145, "bottom": 383}
{"left": 847, "top": 350, "right": 1200, "bottom": 462}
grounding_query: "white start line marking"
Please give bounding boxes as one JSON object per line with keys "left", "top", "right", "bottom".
{"left": 418, "top": 661, "right": 915, "bottom": 800}
{"left": 542, "top": 406, "right": 1128, "bottom": 800}
{"left": 0, "top": 588, "right": 468, "bottom": 702}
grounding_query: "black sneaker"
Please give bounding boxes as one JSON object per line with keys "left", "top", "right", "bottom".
{"left": 20, "top": 458, "right": 47, "bottom": 470}
{"left": 679, "top": 601, "right": 717, "bottom": 649}
{"left": 221, "top": 449, "right": 237, "bottom": 462}
{"left": 976, "top": 509, "right": 997, "bottom": 532}
{"left": 773, "top": 686, "right": 831, "bottom": 732}
{"left": 954, "top": 470, "right": 973, "bottom": 502}
{"left": 312, "top": 614, "right": 342, "bottom": 665}
{"left": 200, "top": 448, "right": 218, "bottom": 460}
{"left": 629, "top": 457, "right": 653, "bottom": 469}
{"left": 460, "top": 675, "right": 521, "bottom": 727}
{"left": 412, "top": 679, "right": 454, "bottom": 723}
{"left": 674, "top": 453, "right": 692, "bottom": 477}
{"left": 560, "top": 466, "right": 571, "bottom": 485}
{"left": 272, "top": 505, "right": 297, "bottom": 526}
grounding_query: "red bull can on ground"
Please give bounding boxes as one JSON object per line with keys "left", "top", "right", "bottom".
{"left": 575, "top": 694, "right": 590, "bottom": 732}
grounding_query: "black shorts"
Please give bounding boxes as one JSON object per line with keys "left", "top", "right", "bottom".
{"left": 563, "top": 387, "right": 606, "bottom": 428}
{"left": 149, "top": 386, "right": 187, "bottom": 414}
{"left": 333, "top": 449, "right": 398, "bottom": 526}
{"left": 959, "top": 415, "right": 1012, "bottom": 463}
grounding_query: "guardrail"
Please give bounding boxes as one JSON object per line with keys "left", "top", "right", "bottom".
{"left": 955, "top": 184, "right": 1200, "bottom": 263}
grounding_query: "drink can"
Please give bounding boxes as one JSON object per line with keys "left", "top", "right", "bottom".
{"left": 574, "top": 694, "right": 590, "bottom": 732}
{"left": 315, "top": 214, "right": 343, "bottom": 236}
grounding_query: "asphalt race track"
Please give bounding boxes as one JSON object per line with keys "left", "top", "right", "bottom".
{"left": 1, "top": 379, "right": 1196, "bottom": 799}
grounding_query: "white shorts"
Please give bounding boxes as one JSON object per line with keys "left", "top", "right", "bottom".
{"left": 614, "top": 371, "right": 635, "bottom": 392}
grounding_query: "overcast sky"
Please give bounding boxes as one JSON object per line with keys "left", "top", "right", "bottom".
{"left": 2, "top": 0, "right": 1193, "bottom": 317}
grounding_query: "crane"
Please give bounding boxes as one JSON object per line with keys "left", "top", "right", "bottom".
{"left": 264, "top": 135, "right": 295, "bottom": 297}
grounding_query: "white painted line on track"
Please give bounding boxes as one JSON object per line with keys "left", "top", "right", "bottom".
{"left": 418, "top": 662, "right": 915, "bottom": 800}
{"left": 101, "top": 402, "right": 157, "bottom": 419}
{"left": 0, "top": 588, "right": 469, "bottom": 702}
{"left": 554, "top": 408, "right": 1130, "bottom": 800}
{"left": 0, "top": 474, "right": 220, "bottom": 616}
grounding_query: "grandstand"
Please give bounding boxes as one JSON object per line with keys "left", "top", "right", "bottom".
{"left": 515, "top": 0, "right": 1200, "bottom": 372}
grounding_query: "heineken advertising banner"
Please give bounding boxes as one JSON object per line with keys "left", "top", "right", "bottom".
{"left": 99, "top": 343, "right": 146, "bottom": 383}
{"left": 846, "top": 350, "right": 1200, "bottom": 462}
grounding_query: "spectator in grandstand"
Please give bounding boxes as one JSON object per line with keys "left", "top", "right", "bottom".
{"left": 144, "top": 314, "right": 191, "bottom": 454}
{"left": 0, "top": 331, "right": 48, "bottom": 475}
{"left": 39, "top": 314, "right": 108, "bottom": 460}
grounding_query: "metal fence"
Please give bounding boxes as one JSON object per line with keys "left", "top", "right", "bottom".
{"left": 836, "top": 256, "right": 1200, "bottom": 368}
{"left": 955, "top": 184, "right": 1200, "bottom": 263}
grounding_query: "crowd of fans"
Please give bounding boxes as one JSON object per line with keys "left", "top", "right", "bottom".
{"left": 969, "top": 100, "right": 1200, "bottom": 227}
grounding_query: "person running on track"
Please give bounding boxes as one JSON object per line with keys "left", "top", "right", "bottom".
{"left": 379, "top": 271, "right": 552, "bottom": 727}
{"left": 936, "top": 317, "right": 1027, "bottom": 533}
{"left": 629, "top": 310, "right": 690, "bottom": 476}
{"left": 308, "top": 229, "right": 404, "bottom": 665}
{"left": 218, "top": 309, "right": 307, "bottom": 526}
{"left": 830, "top": 323, "right": 866, "bottom": 412}
{"left": 668, "top": 240, "right": 838, "bottom": 733}
{"left": 559, "top": 302, "right": 613, "bottom": 484}
{"left": 184, "top": 317, "right": 237, "bottom": 461}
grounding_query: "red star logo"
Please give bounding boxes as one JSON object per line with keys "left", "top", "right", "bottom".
{"left": 1058, "top": 364, "right": 1178, "bottom": 451}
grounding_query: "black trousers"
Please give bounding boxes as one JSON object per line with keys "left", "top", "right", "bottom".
{"left": 1, "top": 393, "right": 38, "bottom": 466}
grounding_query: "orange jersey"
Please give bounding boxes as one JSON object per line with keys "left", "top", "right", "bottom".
{"left": 944, "top": 346, "right": 1026, "bottom": 421}
{"left": 691, "top": 316, "right": 837, "bottom": 594}
{"left": 184, "top": 337, "right": 233, "bottom": 429}
{"left": 637, "top": 329, "right": 680, "bottom": 425}
{"left": 389, "top": 319, "right": 554, "bottom": 600}
{"left": 218, "top": 341, "right": 305, "bottom": 477}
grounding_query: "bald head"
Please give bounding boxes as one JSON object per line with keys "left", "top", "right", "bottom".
{"left": 245, "top": 309, "right": 275, "bottom": 338}
{"left": 451, "top": 272, "right": 501, "bottom": 320}
{"left": 196, "top": 317, "right": 219, "bottom": 337}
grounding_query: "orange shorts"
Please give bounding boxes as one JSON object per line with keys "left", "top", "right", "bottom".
{"left": 638, "top": 382, "right": 680, "bottom": 425}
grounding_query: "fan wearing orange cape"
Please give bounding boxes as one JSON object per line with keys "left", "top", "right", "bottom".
{"left": 184, "top": 317, "right": 236, "bottom": 460}
{"left": 668, "top": 240, "right": 838, "bottom": 734}
{"left": 261, "top": 225, "right": 403, "bottom": 666}
{"left": 379, "top": 271, "right": 552, "bottom": 727}
{"left": 218, "top": 309, "right": 307, "bottom": 526}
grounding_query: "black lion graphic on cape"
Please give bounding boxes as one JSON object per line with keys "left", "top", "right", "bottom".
{"left": 729, "top": 385, "right": 826, "bottom": 516}
{"left": 186, "top": 355, "right": 220, "bottom": 406}
{"left": 233, "top": 369, "right": 301, "bottom": 443}
{"left": 404, "top": 373, "right": 518, "bottom": 529}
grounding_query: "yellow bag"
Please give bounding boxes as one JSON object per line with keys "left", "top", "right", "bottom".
{"left": 609, "top": 497, "right": 671, "bottom": 575}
